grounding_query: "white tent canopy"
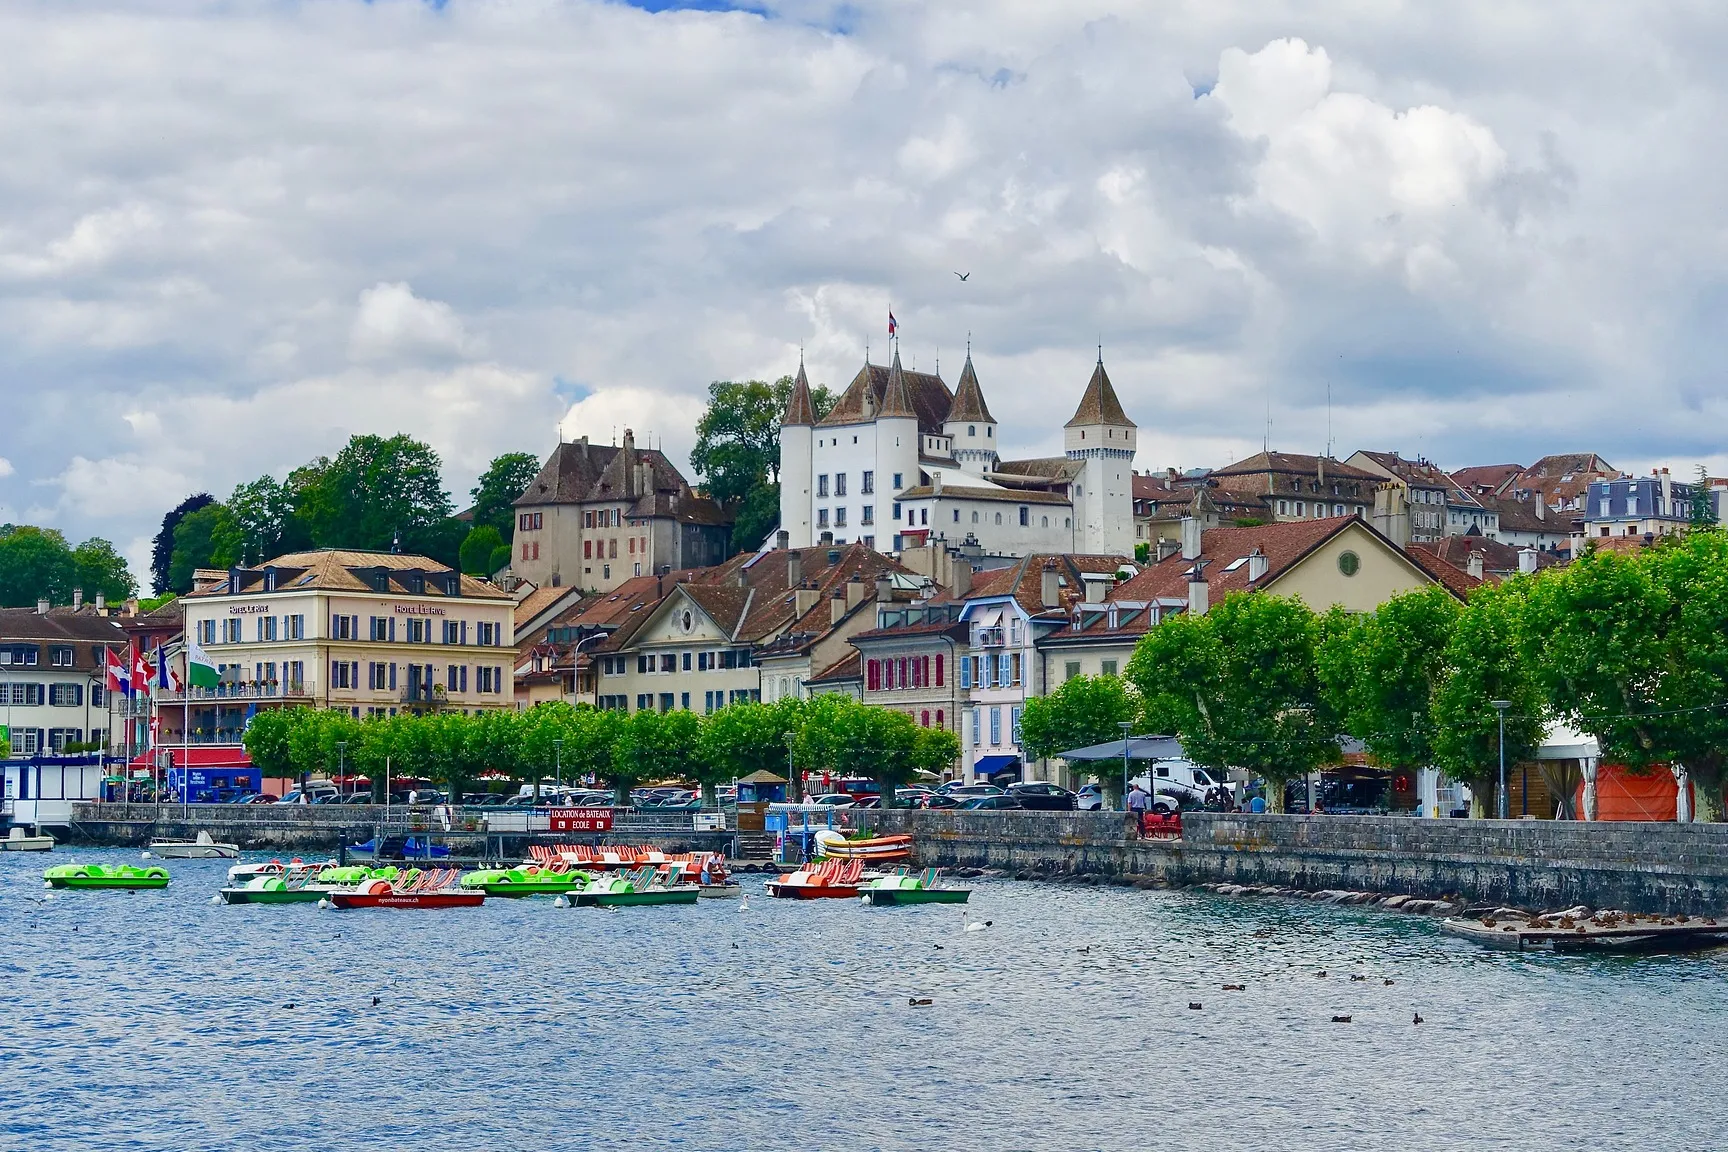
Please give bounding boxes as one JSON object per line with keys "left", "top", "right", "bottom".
{"left": 1536, "top": 719, "right": 1600, "bottom": 762}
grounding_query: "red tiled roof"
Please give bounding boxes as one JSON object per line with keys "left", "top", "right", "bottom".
{"left": 1450, "top": 463, "right": 1522, "bottom": 495}
{"left": 1110, "top": 518, "right": 1350, "bottom": 602}
{"left": 1403, "top": 544, "right": 1487, "bottom": 597}
{"left": 807, "top": 650, "right": 863, "bottom": 685}
{"left": 819, "top": 361, "right": 954, "bottom": 435}
{"left": 963, "top": 553, "right": 1132, "bottom": 617}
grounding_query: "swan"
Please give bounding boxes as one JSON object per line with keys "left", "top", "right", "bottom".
{"left": 553, "top": 895, "right": 570, "bottom": 909}
{"left": 962, "top": 912, "right": 991, "bottom": 933}
{"left": 738, "top": 894, "right": 749, "bottom": 912}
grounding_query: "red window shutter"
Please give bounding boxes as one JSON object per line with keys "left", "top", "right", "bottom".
{"left": 937, "top": 709, "right": 944, "bottom": 728}
{"left": 921, "top": 710, "right": 930, "bottom": 727}
{"left": 867, "top": 660, "right": 879, "bottom": 691}
{"left": 935, "top": 654, "right": 945, "bottom": 686}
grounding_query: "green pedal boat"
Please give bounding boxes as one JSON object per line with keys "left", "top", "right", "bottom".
{"left": 45, "top": 863, "right": 171, "bottom": 891}
{"left": 460, "top": 866, "right": 596, "bottom": 897}
{"left": 219, "top": 875, "right": 327, "bottom": 904}
{"left": 571, "top": 871, "right": 700, "bottom": 908}
{"left": 860, "top": 869, "right": 971, "bottom": 906}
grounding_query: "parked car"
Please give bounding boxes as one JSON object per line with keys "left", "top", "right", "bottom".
{"left": 243, "top": 793, "right": 277, "bottom": 804}
{"left": 852, "top": 795, "right": 881, "bottom": 809}
{"left": 1007, "top": 782, "right": 1078, "bottom": 811}
{"left": 279, "top": 782, "right": 341, "bottom": 805}
{"left": 407, "top": 789, "right": 447, "bottom": 805}
{"left": 959, "top": 794, "right": 1024, "bottom": 810}
{"left": 943, "top": 784, "right": 1005, "bottom": 802}
{"left": 921, "top": 793, "right": 963, "bottom": 809}
{"left": 344, "top": 793, "right": 374, "bottom": 804}
{"left": 808, "top": 793, "right": 856, "bottom": 808}
{"left": 1077, "top": 783, "right": 1103, "bottom": 811}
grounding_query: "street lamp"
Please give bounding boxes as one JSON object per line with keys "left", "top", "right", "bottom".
{"left": 1119, "top": 721, "right": 1133, "bottom": 812}
{"left": 784, "top": 731, "right": 799, "bottom": 803}
{"left": 1491, "top": 700, "right": 1512, "bottom": 820}
{"left": 553, "top": 738, "right": 564, "bottom": 796}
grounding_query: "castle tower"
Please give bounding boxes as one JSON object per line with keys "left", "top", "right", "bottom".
{"left": 778, "top": 357, "right": 817, "bottom": 549}
{"left": 943, "top": 349, "right": 998, "bottom": 477}
{"left": 875, "top": 347, "right": 921, "bottom": 510}
{"left": 1063, "top": 356, "right": 1137, "bottom": 555}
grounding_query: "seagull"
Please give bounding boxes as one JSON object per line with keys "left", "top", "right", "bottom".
{"left": 954, "top": 272, "right": 970, "bottom": 281}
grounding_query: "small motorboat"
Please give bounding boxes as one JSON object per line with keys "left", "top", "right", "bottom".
{"left": 813, "top": 830, "right": 913, "bottom": 863}
{"left": 570, "top": 865, "right": 700, "bottom": 908}
{"left": 2, "top": 826, "right": 55, "bottom": 852}
{"left": 227, "top": 857, "right": 335, "bottom": 883}
{"left": 327, "top": 867, "right": 484, "bottom": 909}
{"left": 861, "top": 867, "right": 971, "bottom": 906}
{"left": 765, "top": 857, "right": 867, "bottom": 900}
{"left": 460, "top": 865, "right": 595, "bottom": 897}
{"left": 148, "top": 831, "right": 239, "bottom": 859}
{"left": 45, "top": 863, "right": 170, "bottom": 890}
{"left": 346, "top": 836, "right": 450, "bottom": 862}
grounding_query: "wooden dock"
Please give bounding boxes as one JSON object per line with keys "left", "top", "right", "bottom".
{"left": 1441, "top": 910, "right": 1728, "bottom": 952}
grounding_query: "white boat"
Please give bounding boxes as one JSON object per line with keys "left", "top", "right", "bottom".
{"left": 148, "top": 830, "right": 240, "bottom": 859}
{"left": 1, "top": 826, "right": 55, "bottom": 852}
{"left": 227, "top": 856, "right": 334, "bottom": 883}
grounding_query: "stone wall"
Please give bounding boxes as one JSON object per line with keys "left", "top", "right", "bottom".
{"left": 870, "top": 810, "right": 1728, "bottom": 915}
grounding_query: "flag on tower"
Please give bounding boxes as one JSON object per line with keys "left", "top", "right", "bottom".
{"left": 887, "top": 310, "right": 897, "bottom": 338}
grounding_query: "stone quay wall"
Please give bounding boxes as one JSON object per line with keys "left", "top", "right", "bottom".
{"left": 867, "top": 810, "right": 1728, "bottom": 915}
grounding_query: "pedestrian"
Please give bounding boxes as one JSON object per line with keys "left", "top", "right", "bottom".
{"left": 1126, "top": 782, "right": 1150, "bottom": 837}
{"left": 1248, "top": 792, "right": 1266, "bottom": 815}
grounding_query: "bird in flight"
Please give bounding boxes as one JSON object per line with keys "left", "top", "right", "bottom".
{"left": 954, "top": 271, "right": 970, "bottom": 281}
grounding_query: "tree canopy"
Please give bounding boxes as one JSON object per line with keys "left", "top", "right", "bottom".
{"left": 1316, "top": 586, "right": 1461, "bottom": 775}
{"left": 692, "top": 376, "right": 836, "bottom": 553}
{"left": 0, "top": 524, "right": 136, "bottom": 607}
{"left": 1019, "top": 673, "right": 1137, "bottom": 802}
{"left": 151, "top": 493, "right": 216, "bottom": 594}
{"left": 469, "top": 452, "right": 542, "bottom": 542}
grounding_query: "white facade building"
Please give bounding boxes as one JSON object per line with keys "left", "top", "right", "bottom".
{"left": 778, "top": 350, "right": 1137, "bottom": 558}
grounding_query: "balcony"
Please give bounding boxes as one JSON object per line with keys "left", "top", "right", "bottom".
{"left": 400, "top": 683, "right": 447, "bottom": 707}
{"left": 156, "top": 683, "right": 310, "bottom": 703}
{"left": 974, "top": 627, "right": 1006, "bottom": 648}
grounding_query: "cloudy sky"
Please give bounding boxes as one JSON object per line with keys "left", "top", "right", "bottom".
{"left": 3, "top": 0, "right": 1726, "bottom": 577}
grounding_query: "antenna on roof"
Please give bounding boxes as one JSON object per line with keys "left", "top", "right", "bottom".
{"left": 1326, "top": 384, "right": 1333, "bottom": 459}
{"left": 967, "top": 330, "right": 972, "bottom": 357}
{"left": 1098, "top": 335, "right": 1103, "bottom": 365}
{"left": 1263, "top": 392, "right": 1271, "bottom": 454}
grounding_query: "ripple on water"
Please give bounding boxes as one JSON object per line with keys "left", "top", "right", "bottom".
{"left": 2, "top": 849, "right": 1727, "bottom": 1151}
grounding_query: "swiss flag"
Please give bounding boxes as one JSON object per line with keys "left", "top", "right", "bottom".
{"left": 132, "top": 646, "right": 152, "bottom": 694}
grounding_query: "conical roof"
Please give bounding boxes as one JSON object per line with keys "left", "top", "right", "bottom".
{"left": 878, "top": 349, "right": 918, "bottom": 418}
{"left": 945, "top": 351, "right": 995, "bottom": 423}
{"left": 780, "top": 359, "right": 817, "bottom": 426}
{"left": 1065, "top": 358, "right": 1136, "bottom": 429}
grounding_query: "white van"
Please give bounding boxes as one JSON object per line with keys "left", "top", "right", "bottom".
{"left": 1130, "top": 760, "right": 1231, "bottom": 807}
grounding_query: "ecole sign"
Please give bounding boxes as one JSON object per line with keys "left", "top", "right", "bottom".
{"left": 549, "top": 807, "right": 614, "bottom": 832}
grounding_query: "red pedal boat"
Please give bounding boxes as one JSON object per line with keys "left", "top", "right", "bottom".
{"left": 765, "top": 857, "right": 866, "bottom": 899}
{"left": 327, "top": 868, "right": 485, "bottom": 909}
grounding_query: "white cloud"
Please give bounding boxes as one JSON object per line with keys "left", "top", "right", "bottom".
{"left": 0, "top": 457, "right": 13, "bottom": 479}
{"left": 0, "top": 1, "right": 1726, "bottom": 562}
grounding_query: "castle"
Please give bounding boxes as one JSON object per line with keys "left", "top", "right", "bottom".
{"left": 778, "top": 348, "right": 1137, "bottom": 557}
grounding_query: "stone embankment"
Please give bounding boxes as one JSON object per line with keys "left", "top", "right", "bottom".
{"left": 867, "top": 809, "right": 1728, "bottom": 917}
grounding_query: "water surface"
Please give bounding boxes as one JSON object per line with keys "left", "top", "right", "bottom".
{"left": 2, "top": 849, "right": 1724, "bottom": 1151}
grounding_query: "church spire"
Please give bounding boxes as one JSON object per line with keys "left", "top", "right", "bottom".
{"left": 1065, "top": 356, "right": 1136, "bottom": 429}
{"left": 945, "top": 348, "right": 995, "bottom": 423}
{"left": 877, "top": 347, "right": 917, "bottom": 418}
{"left": 780, "top": 354, "right": 817, "bottom": 426}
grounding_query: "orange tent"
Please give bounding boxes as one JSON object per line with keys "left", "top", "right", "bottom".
{"left": 1575, "top": 763, "right": 1690, "bottom": 821}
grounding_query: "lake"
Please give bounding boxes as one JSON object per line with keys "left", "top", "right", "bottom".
{"left": 2, "top": 848, "right": 1725, "bottom": 1151}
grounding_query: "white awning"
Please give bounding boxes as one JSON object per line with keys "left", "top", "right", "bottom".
{"left": 1536, "top": 718, "right": 1600, "bottom": 761}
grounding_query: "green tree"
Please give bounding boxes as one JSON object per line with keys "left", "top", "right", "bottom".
{"left": 0, "top": 526, "right": 75, "bottom": 607}
{"left": 691, "top": 376, "right": 836, "bottom": 505}
{"left": 730, "top": 481, "right": 782, "bottom": 554}
{"left": 1690, "top": 467, "right": 1717, "bottom": 530}
{"left": 470, "top": 452, "right": 542, "bottom": 542}
{"left": 1020, "top": 673, "right": 1137, "bottom": 802}
{"left": 298, "top": 434, "right": 455, "bottom": 554}
{"left": 150, "top": 493, "right": 215, "bottom": 594}
{"left": 168, "top": 504, "right": 242, "bottom": 593}
{"left": 489, "top": 544, "right": 512, "bottom": 574}
{"left": 611, "top": 708, "right": 701, "bottom": 803}
{"left": 228, "top": 475, "right": 308, "bottom": 563}
{"left": 70, "top": 538, "right": 136, "bottom": 602}
{"left": 1432, "top": 581, "right": 1547, "bottom": 817}
{"left": 459, "top": 525, "right": 505, "bottom": 576}
{"left": 1128, "top": 594, "right": 1337, "bottom": 813}
{"left": 241, "top": 707, "right": 301, "bottom": 783}
{"left": 1316, "top": 586, "right": 1460, "bottom": 780}
{"left": 697, "top": 701, "right": 790, "bottom": 807}
{"left": 909, "top": 726, "right": 962, "bottom": 797}
{"left": 825, "top": 698, "right": 920, "bottom": 800}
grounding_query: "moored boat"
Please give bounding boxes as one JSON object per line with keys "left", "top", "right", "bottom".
{"left": 860, "top": 868, "right": 971, "bottom": 906}
{"left": 3, "top": 826, "right": 55, "bottom": 851}
{"left": 227, "top": 857, "right": 335, "bottom": 883}
{"left": 45, "top": 863, "right": 171, "bottom": 890}
{"left": 148, "top": 831, "right": 240, "bottom": 859}
{"left": 765, "top": 857, "right": 867, "bottom": 899}
{"left": 219, "top": 873, "right": 328, "bottom": 904}
{"left": 570, "top": 865, "right": 700, "bottom": 907}
{"left": 460, "top": 865, "right": 595, "bottom": 897}
{"left": 327, "top": 867, "right": 484, "bottom": 909}
{"left": 813, "top": 830, "right": 913, "bottom": 863}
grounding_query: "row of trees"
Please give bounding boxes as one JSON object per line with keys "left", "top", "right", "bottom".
{"left": 243, "top": 694, "right": 960, "bottom": 806}
{"left": 1022, "top": 529, "right": 1728, "bottom": 820}
{"left": 0, "top": 525, "right": 135, "bottom": 608}
{"left": 150, "top": 438, "right": 543, "bottom": 593}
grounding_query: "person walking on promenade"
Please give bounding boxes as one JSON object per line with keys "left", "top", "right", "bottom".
{"left": 1126, "top": 782, "right": 1150, "bottom": 838}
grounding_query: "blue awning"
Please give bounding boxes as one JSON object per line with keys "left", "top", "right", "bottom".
{"left": 973, "top": 755, "right": 1020, "bottom": 777}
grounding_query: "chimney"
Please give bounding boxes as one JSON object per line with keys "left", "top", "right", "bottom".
{"left": 1040, "top": 560, "right": 1061, "bottom": 609}
{"left": 776, "top": 529, "right": 790, "bottom": 551}
{"left": 1085, "top": 576, "right": 1108, "bottom": 603}
{"left": 786, "top": 550, "right": 802, "bottom": 588}
{"left": 950, "top": 557, "right": 973, "bottom": 599}
{"left": 1187, "top": 563, "right": 1210, "bottom": 616}
{"left": 1518, "top": 548, "right": 1538, "bottom": 576}
{"left": 36, "top": 597, "right": 50, "bottom": 614}
{"left": 95, "top": 592, "right": 106, "bottom": 614}
{"left": 932, "top": 471, "right": 943, "bottom": 497}
{"left": 820, "top": 530, "right": 834, "bottom": 545}
{"left": 845, "top": 573, "right": 867, "bottom": 609}
{"left": 1180, "top": 515, "right": 1203, "bottom": 561}
{"left": 794, "top": 584, "right": 820, "bottom": 618}
{"left": 72, "top": 588, "right": 84, "bottom": 611}
{"left": 830, "top": 592, "right": 847, "bottom": 625}
{"left": 1246, "top": 546, "right": 1269, "bottom": 583}
{"left": 124, "top": 597, "right": 139, "bottom": 617}
{"left": 1372, "top": 484, "right": 1410, "bottom": 549}
{"left": 875, "top": 573, "right": 893, "bottom": 603}
{"left": 1534, "top": 494, "right": 1545, "bottom": 521}
{"left": 1156, "top": 537, "right": 1180, "bottom": 562}
{"left": 1467, "top": 551, "right": 1485, "bottom": 581}
{"left": 1660, "top": 467, "right": 1673, "bottom": 517}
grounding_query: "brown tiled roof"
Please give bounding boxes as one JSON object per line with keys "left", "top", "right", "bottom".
{"left": 1109, "top": 519, "right": 1345, "bottom": 602}
{"left": 1065, "top": 359, "right": 1135, "bottom": 428}
{"left": 0, "top": 608, "right": 128, "bottom": 670}
{"left": 807, "top": 650, "right": 862, "bottom": 685}
{"left": 183, "top": 549, "right": 509, "bottom": 600}
{"left": 1352, "top": 451, "right": 1455, "bottom": 490}
{"left": 1403, "top": 544, "right": 1488, "bottom": 597}
{"left": 513, "top": 585, "right": 573, "bottom": 631}
{"left": 516, "top": 439, "right": 618, "bottom": 507}
{"left": 1411, "top": 536, "right": 1558, "bottom": 582}
{"left": 1213, "top": 451, "right": 1379, "bottom": 483}
{"left": 1478, "top": 494, "right": 1562, "bottom": 535}
{"left": 1450, "top": 463, "right": 1522, "bottom": 495}
{"left": 945, "top": 353, "right": 994, "bottom": 423}
{"left": 992, "top": 456, "right": 1077, "bottom": 480}
{"left": 896, "top": 484, "right": 1069, "bottom": 505}
{"left": 780, "top": 361, "right": 818, "bottom": 426}
{"left": 680, "top": 584, "right": 755, "bottom": 639}
{"left": 1507, "top": 453, "right": 1619, "bottom": 507}
{"left": 819, "top": 361, "right": 953, "bottom": 434}
{"left": 877, "top": 351, "right": 918, "bottom": 418}
{"left": 964, "top": 553, "right": 1132, "bottom": 617}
